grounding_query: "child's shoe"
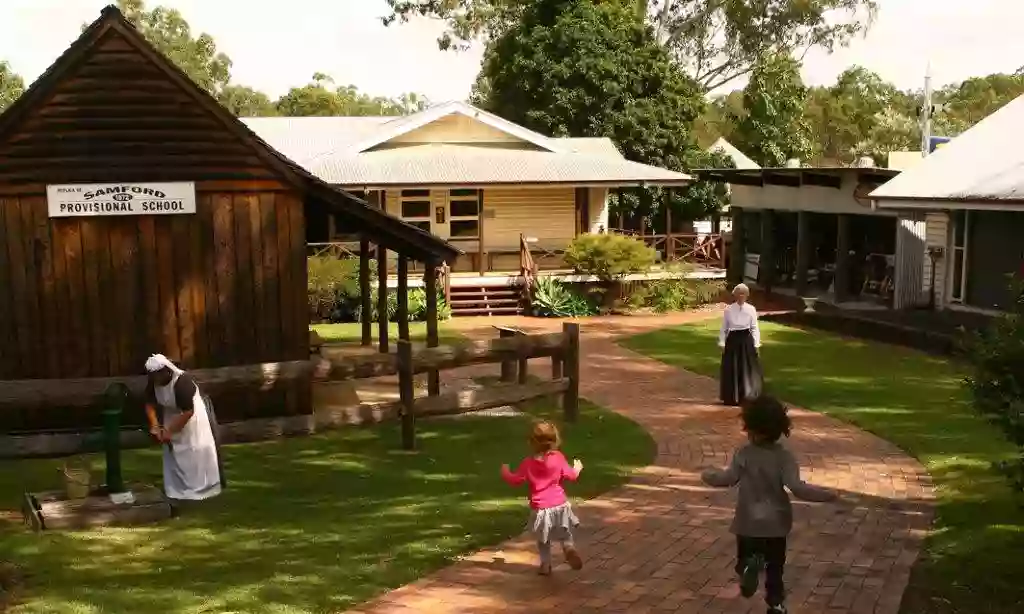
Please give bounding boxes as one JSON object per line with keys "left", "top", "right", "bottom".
{"left": 767, "top": 604, "right": 788, "bottom": 614}
{"left": 564, "top": 546, "right": 584, "bottom": 570}
{"left": 739, "top": 554, "right": 763, "bottom": 598}
{"left": 537, "top": 562, "right": 552, "bottom": 576}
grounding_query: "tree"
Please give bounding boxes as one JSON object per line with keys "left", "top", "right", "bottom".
{"left": 0, "top": 60, "right": 24, "bottom": 113}
{"left": 803, "top": 66, "right": 917, "bottom": 165}
{"left": 275, "top": 74, "right": 430, "bottom": 117}
{"left": 217, "top": 85, "right": 277, "bottom": 117}
{"left": 115, "top": 0, "right": 232, "bottom": 95}
{"left": 694, "top": 90, "right": 744, "bottom": 147}
{"left": 933, "top": 72, "right": 1024, "bottom": 137}
{"left": 385, "top": 0, "right": 878, "bottom": 91}
{"left": 473, "top": 0, "right": 711, "bottom": 219}
{"left": 732, "top": 53, "right": 812, "bottom": 167}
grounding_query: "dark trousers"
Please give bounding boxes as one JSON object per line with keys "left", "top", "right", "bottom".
{"left": 736, "top": 535, "right": 787, "bottom": 606}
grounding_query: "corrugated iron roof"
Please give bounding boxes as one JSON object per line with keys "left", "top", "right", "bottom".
{"left": 243, "top": 114, "right": 687, "bottom": 187}
{"left": 871, "top": 94, "right": 1024, "bottom": 203}
{"left": 306, "top": 143, "right": 690, "bottom": 188}
{"left": 708, "top": 138, "right": 760, "bottom": 169}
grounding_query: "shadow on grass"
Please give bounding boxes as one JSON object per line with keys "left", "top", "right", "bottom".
{"left": 621, "top": 319, "right": 1024, "bottom": 614}
{"left": 0, "top": 394, "right": 654, "bottom": 614}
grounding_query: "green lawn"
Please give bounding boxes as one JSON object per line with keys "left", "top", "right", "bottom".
{"left": 0, "top": 395, "right": 653, "bottom": 614}
{"left": 622, "top": 320, "right": 1023, "bottom": 614}
{"left": 312, "top": 321, "right": 462, "bottom": 345}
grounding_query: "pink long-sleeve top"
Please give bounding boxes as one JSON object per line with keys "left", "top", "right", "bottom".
{"left": 501, "top": 450, "right": 579, "bottom": 510}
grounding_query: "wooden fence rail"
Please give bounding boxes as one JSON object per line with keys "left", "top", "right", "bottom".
{"left": 394, "top": 322, "right": 580, "bottom": 449}
{"left": 1, "top": 325, "right": 582, "bottom": 451}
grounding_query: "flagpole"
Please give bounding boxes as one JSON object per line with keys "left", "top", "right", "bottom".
{"left": 921, "top": 62, "right": 933, "bottom": 157}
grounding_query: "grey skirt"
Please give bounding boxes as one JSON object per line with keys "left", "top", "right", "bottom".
{"left": 528, "top": 502, "right": 580, "bottom": 544}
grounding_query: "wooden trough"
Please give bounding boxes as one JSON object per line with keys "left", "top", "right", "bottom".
{"left": 22, "top": 483, "right": 171, "bottom": 532}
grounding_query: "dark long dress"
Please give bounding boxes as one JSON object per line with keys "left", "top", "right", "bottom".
{"left": 720, "top": 328, "right": 764, "bottom": 406}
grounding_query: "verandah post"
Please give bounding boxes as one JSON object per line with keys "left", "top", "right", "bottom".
{"left": 359, "top": 237, "right": 372, "bottom": 346}
{"left": 376, "top": 244, "right": 389, "bottom": 353}
{"left": 424, "top": 260, "right": 440, "bottom": 396}
{"left": 397, "top": 255, "right": 410, "bottom": 343}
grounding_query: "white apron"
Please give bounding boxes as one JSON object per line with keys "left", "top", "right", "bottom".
{"left": 156, "top": 370, "right": 222, "bottom": 501}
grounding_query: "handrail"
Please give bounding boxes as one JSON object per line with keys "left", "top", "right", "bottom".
{"left": 438, "top": 261, "right": 451, "bottom": 305}
{"left": 519, "top": 234, "right": 538, "bottom": 306}
{"left": 605, "top": 231, "right": 724, "bottom": 267}
{"left": 307, "top": 241, "right": 358, "bottom": 259}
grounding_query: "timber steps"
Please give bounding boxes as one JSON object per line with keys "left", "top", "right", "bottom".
{"left": 448, "top": 285, "right": 524, "bottom": 317}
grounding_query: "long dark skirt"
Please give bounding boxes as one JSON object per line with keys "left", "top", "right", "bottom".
{"left": 720, "top": 329, "right": 764, "bottom": 406}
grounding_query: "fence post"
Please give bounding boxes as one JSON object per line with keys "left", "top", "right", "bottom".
{"left": 517, "top": 330, "right": 529, "bottom": 385}
{"left": 562, "top": 322, "right": 580, "bottom": 422}
{"left": 397, "top": 340, "right": 416, "bottom": 450}
{"left": 499, "top": 328, "right": 517, "bottom": 382}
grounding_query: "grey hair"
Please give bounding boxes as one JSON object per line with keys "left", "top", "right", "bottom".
{"left": 732, "top": 283, "right": 750, "bottom": 296}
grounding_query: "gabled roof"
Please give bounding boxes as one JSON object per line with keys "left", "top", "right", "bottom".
{"left": 708, "top": 138, "right": 760, "bottom": 169}
{"left": 871, "top": 94, "right": 1024, "bottom": 205}
{"left": 0, "top": 5, "right": 458, "bottom": 263}
{"left": 346, "top": 101, "right": 561, "bottom": 154}
{"left": 306, "top": 144, "right": 691, "bottom": 188}
{"left": 243, "top": 108, "right": 692, "bottom": 188}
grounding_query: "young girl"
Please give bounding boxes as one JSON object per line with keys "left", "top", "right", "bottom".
{"left": 501, "top": 420, "right": 584, "bottom": 575}
{"left": 701, "top": 395, "right": 835, "bottom": 614}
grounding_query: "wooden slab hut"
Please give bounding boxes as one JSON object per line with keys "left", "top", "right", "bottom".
{"left": 0, "top": 6, "right": 459, "bottom": 434}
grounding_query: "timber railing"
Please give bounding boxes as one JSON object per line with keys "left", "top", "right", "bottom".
{"left": 308, "top": 241, "right": 359, "bottom": 259}
{"left": 610, "top": 230, "right": 725, "bottom": 267}
{"left": 519, "top": 233, "right": 538, "bottom": 306}
{"left": 393, "top": 323, "right": 580, "bottom": 449}
{"left": 1, "top": 324, "right": 580, "bottom": 453}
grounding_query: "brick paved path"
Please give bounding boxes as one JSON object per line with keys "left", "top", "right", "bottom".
{"left": 349, "top": 311, "right": 934, "bottom": 614}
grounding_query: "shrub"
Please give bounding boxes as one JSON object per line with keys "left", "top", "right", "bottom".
{"left": 307, "top": 255, "right": 361, "bottom": 322}
{"left": 646, "top": 277, "right": 725, "bottom": 313}
{"left": 531, "top": 277, "right": 596, "bottom": 318}
{"left": 354, "top": 287, "right": 451, "bottom": 323}
{"left": 564, "top": 233, "right": 658, "bottom": 282}
{"left": 963, "top": 274, "right": 1024, "bottom": 492}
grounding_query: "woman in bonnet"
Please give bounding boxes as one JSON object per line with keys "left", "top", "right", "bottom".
{"left": 144, "top": 354, "right": 224, "bottom": 501}
{"left": 718, "top": 283, "right": 764, "bottom": 406}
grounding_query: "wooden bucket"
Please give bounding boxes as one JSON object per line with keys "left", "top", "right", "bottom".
{"left": 62, "top": 457, "right": 92, "bottom": 500}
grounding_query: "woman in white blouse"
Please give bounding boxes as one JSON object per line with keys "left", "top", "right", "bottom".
{"left": 718, "top": 283, "right": 764, "bottom": 406}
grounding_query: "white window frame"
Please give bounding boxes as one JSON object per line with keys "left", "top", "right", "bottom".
{"left": 447, "top": 188, "right": 481, "bottom": 240}
{"left": 398, "top": 189, "right": 433, "bottom": 234}
{"left": 948, "top": 210, "right": 970, "bottom": 304}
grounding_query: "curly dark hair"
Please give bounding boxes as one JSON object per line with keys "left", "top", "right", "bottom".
{"left": 741, "top": 395, "right": 792, "bottom": 443}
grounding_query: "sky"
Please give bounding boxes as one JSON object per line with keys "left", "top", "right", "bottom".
{"left": 2, "top": 0, "right": 1023, "bottom": 102}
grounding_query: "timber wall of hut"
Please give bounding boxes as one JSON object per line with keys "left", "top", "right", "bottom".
{"left": 0, "top": 27, "right": 314, "bottom": 433}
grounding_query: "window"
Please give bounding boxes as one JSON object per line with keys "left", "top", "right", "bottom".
{"left": 448, "top": 188, "right": 481, "bottom": 239}
{"left": 949, "top": 210, "right": 969, "bottom": 303}
{"left": 450, "top": 199, "right": 479, "bottom": 217}
{"left": 450, "top": 220, "right": 479, "bottom": 238}
{"left": 401, "top": 200, "right": 430, "bottom": 218}
{"left": 399, "top": 189, "right": 432, "bottom": 232}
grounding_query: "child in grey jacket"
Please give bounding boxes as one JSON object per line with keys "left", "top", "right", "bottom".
{"left": 702, "top": 395, "right": 836, "bottom": 614}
